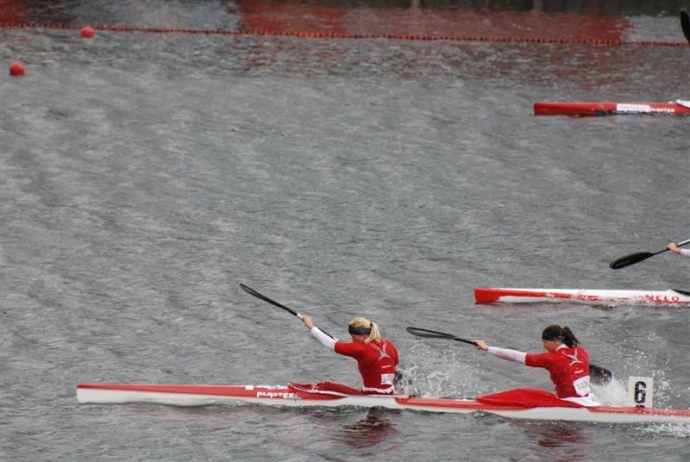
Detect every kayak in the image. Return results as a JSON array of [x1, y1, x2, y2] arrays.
[[474, 288, 690, 306], [533, 100, 690, 116], [76, 382, 690, 424]]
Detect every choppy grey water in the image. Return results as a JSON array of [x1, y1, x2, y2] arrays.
[[1, 2, 689, 461]]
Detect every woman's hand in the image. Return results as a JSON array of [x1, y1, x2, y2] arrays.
[[302, 314, 315, 329], [474, 339, 489, 351]]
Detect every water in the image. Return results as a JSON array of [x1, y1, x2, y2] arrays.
[[1, 1, 689, 461]]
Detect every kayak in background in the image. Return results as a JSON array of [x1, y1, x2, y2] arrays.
[[474, 288, 690, 306], [533, 100, 690, 116], [76, 382, 690, 424]]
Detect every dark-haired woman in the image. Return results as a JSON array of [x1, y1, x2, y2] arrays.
[[474, 325, 600, 406], [301, 315, 399, 394]]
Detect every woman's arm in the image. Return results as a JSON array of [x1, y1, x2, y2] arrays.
[[310, 326, 337, 351], [487, 346, 527, 364], [475, 339, 526, 364]]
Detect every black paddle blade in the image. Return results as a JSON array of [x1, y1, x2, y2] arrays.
[[609, 252, 655, 269], [406, 327, 456, 339], [240, 283, 264, 300], [681, 10, 690, 43], [240, 283, 301, 318], [406, 327, 477, 346], [589, 364, 613, 386], [610, 239, 690, 269]]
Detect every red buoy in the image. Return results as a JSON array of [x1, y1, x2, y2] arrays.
[[9, 61, 25, 77], [81, 26, 95, 39]]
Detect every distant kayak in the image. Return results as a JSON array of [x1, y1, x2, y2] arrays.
[[533, 100, 690, 116], [474, 288, 690, 306]]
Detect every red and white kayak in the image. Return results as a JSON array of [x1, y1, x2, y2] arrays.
[[474, 288, 690, 306], [76, 382, 690, 424], [534, 100, 690, 116]]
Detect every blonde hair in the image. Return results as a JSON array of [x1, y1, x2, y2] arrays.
[[349, 317, 382, 343]]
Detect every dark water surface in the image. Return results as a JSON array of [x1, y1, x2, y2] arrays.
[[1, 1, 689, 461]]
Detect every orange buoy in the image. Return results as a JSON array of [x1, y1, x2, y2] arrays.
[[81, 26, 95, 38], [9, 61, 25, 77]]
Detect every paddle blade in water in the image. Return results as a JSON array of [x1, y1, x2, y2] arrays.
[[589, 364, 613, 385]]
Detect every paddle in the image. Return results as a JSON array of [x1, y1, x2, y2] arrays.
[[681, 10, 690, 43], [588, 364, 612, 385], [240, 283, 334, 338], [609, 238, 690, 269], [406, 327, 477, 346], [406, 327, 613, 386]]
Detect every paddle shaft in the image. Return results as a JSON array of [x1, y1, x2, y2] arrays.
[[406, 327, 477, 345], [406, 327, 612, 385], [609, 238, 690, 269], [240, 284, 335, 339]]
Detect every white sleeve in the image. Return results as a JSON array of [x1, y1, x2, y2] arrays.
[[487, 346, 527, 364], [680, 249, 690, 258], [310, 327, 337, 351]]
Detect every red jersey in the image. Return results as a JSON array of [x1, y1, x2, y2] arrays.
[[525, 345, 591, 398], [334, 339, 399, 393]]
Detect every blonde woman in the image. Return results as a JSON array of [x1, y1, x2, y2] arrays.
[[302, 315, 399, 394]]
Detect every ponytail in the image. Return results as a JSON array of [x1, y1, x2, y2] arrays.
[[367, 322, 382, 343], [562, 326, 580, 348], [349, 317, 382, 343]]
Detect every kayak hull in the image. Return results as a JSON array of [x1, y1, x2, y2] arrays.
[[474, 288, 690, 306], [76, 383, 690, 424], [534, 101, 690, 116]]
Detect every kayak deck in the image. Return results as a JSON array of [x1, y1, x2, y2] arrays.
[[76, 383, 690, 424]]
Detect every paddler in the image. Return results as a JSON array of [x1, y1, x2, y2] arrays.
[[301, 315, 400, 395], [474, 325, 600, 406]]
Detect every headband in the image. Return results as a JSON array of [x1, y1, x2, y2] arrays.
[[348, 325, 371, 336], [541, 330, 565, 341]]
